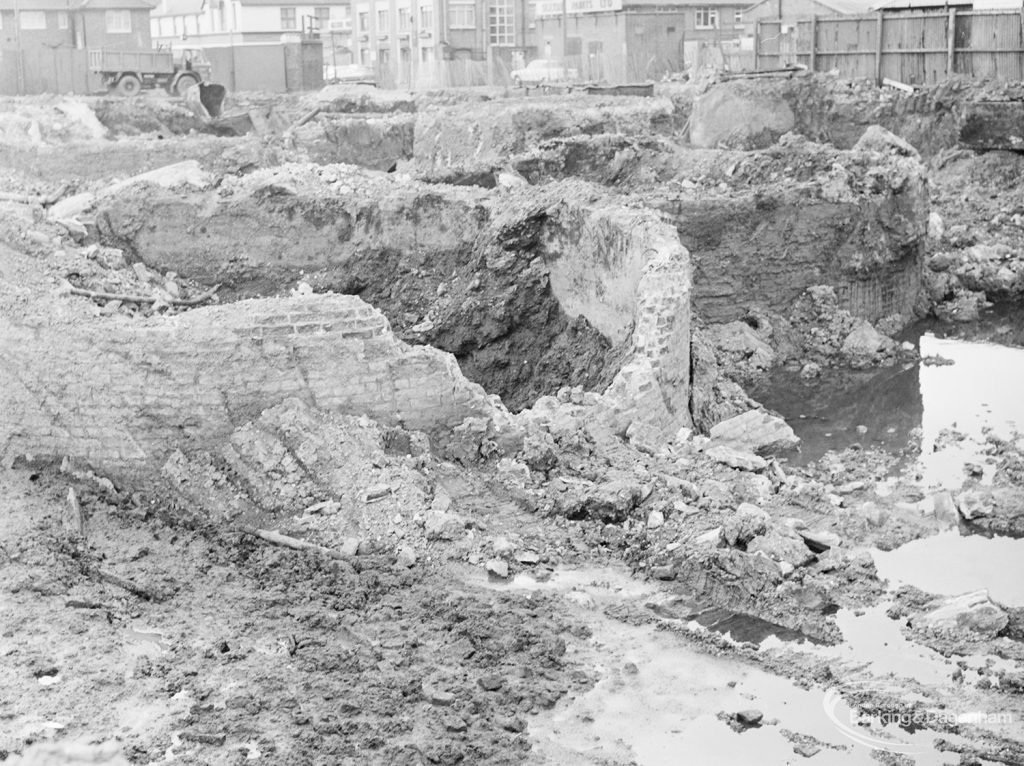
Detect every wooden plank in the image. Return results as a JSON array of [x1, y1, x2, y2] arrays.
[[875, 12, 884, 85], [947, 7, 956, 77]]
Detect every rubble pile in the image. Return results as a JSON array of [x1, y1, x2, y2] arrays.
[[1, 78, 1024, 765]]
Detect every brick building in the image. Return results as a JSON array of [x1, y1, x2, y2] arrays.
[[346, 0, 536, 87], [0, 0, 154, 51], [149, 0, 352, 49], [533, 0, 749, 83], [0, 0, 154, 93]]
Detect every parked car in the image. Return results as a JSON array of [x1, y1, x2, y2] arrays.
[[325, 64, 377, 86], [510, 59, 579, 87]]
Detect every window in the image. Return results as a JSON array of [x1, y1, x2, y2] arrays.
[[19, 11, 47, 30], [360, 47, 370, 63], [419, 5, 433, 29], [421, 45, 433, 62], [358, 11, 369, 31], [448, 2, 474, 28], [734, 9, 742, 23], [398, 6, 409, 31], [488, 0, 512, 44], [377, 9, 388, 29], [314, 6, 330, 30], [105, 9, 131, 32], [378, 45, 389, 62], [280, 7, 297, 29], [57, 11, 68, 29], [694, 7, 718, 29]]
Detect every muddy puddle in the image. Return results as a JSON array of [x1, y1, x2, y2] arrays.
[[756, 305, 1024, 484], [471, 565, 977, 764], [873, 529, 1024, 607]]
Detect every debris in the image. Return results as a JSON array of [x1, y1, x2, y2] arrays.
[[735, 709, 764, 727], [881, 77, 915, 93], [709, 409, 799, 455], [705, 445, 768, 472], [96, 569, 161, 602], [65, 282, 221, 307], [797, 529, 841, 553], [64, 487, 85, 537], [478, 674, 504, 691], [238, 526, 355, 569], [485, 559, 509, 579], [916, 590, 1008, 639]]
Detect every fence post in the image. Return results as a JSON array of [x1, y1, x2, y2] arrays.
[[754, 20, 760, 71], [809, 15, 817, 72], [874, 11, 884, 86], [946, 7, 956, 79]]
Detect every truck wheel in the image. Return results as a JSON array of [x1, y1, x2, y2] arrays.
[[116, 74, 142, 97], [173, 74, 200, 96]]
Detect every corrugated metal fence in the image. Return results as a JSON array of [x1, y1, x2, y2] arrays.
[[756, 10, 1024, 84]]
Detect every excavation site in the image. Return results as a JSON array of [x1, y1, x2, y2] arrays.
[[2, 75, 1024, 766]]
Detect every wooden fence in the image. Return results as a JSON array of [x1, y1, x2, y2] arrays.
[[0, 48, 93, 96], [755, 9, 1024, 84]]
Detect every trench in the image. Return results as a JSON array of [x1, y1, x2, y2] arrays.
[[315, 245, 621, 413]]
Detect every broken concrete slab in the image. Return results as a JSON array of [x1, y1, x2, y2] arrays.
[[853, 124, 920, 158], [689, 80, 796, 150], [915, 590, 1009, 640], [709, 409, 799, 456], [705, 445, 768, 473]]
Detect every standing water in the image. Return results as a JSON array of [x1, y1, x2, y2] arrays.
[[755, 305, 1024, 484]]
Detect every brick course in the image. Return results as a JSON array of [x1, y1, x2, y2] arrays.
[[0, 294, 495, 473]]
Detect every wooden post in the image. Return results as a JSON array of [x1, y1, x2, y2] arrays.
[[946, 7, 956, 79], [875, 11, 884, 86], [754, 20, 760, 71], [809, 15, 817, 72]]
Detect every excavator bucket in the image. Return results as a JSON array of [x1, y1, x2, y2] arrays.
[[182, 82, 226, 120], [198, 83, 226, 118]]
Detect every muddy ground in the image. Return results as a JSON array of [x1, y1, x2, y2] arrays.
[[2, 78, 1024, 766]]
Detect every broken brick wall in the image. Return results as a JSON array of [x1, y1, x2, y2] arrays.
[[92, 166, 694, 432], [0, 293, 496, 475]]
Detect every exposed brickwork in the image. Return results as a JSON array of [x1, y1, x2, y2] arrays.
[[0, 294, 495, 473], [94, 166, 694, 435]]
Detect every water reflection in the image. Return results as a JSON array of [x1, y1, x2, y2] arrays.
[[755, 305, 1024, 488]]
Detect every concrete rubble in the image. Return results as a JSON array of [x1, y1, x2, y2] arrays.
[[1, 77, 1023, 765]]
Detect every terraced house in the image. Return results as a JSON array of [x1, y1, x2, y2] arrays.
[[0, 0, 154, 93]]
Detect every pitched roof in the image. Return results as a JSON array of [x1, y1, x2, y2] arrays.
[[818, 0, 874, 12], [744, 0, 874, 13], [0, 0, 73, 9], [79, 0, 157, 7], [871, 0, 970, 8], [0, 0, 154, 7], [150, 0, 202, 16]]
